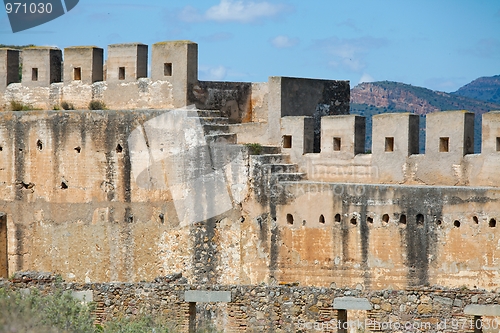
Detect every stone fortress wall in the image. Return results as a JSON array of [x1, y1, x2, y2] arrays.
[[1, 40, 500, 332], [0, 42, 349, 147]]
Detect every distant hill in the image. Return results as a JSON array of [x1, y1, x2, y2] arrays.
[[351, 81, 500, 115], [453, 75, 500, 104], [349, 81, 500, 153]]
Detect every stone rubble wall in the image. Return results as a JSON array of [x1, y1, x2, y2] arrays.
[[2, 275, 499, 333]]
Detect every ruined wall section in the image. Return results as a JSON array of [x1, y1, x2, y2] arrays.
[[0, 110, 268, 285], [4, 277, 500, 333]]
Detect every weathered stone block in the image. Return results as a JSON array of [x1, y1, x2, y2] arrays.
[[321, 115, 365, 158], [481, 111, 500, 154], [107, 43, 148, 83], [184, 291, 231, 303], [417, 303, 433, 314], [0, 48, 20, 91], [333, 297, 372, 310], [152, 41, 198, 108], [63, 46, 103, 84], [71, 290, 93, 303], [426, 110, 474, 156], [21, 47, 62, 87], [464, 304, 500, 316], [280, 116, 314, 163]]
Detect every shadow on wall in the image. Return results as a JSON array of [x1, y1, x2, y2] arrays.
[[0, 213, 6, 278]]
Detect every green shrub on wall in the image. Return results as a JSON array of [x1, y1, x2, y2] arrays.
[[88, 100, 106, 110], [245, 143, 263, 155], [0, 288, 211, 333], [9, 100, 33, 111], [0, 288, 96, 333], [61, 101, 75, 110]]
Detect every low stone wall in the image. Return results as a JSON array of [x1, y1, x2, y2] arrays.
[[2, 79, 174, 110], [2, 274, 499, 332]]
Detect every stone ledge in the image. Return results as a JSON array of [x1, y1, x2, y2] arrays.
[[184, 290, 232, 303], [333, 297, 372, 310], [464, 304, 500, 316]]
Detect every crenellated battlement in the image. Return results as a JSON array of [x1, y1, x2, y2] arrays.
[[280, 110, 500, 187], [1, 41, 199, 110]]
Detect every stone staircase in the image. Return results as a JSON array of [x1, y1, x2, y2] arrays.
[[193, 109, 237, 145], [194, 109, 306, 191], [248, 151, 306, 205]]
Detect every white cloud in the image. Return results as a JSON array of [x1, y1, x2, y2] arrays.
[[315, 36, 388, 73], [200, 65, 228, 81], [180, 0, 287, 23], [271, 35, 299, 48], [179, 5, 204, 22], [358, 73, 375, 84]]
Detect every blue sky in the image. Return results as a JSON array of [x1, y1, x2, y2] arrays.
[[2, 0, 499, 92]]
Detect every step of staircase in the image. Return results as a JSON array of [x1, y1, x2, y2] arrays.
[[193, 110, 222, 117], [203, 124, 230, 135], [198, 117, 230, 125], [205, 133, 237, 145], [251, 153, 291, 165], [273, 172, 307, 182], [261, 163, 298, 173]]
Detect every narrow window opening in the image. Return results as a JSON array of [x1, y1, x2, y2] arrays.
[[385, 137, 394, 152], [416, 214, 424, 226], [399, 214, 407, 225], [334, 213, 341, 223], [382, 214, 390, 223], [159, 213, 164, 224], [74, 67, 81, 81], [367, 216, 373, 224], [283, 135, 292, 149], [118, 67, 126, 80], [164, 63, 172, 76], [60, 181, 68, 189], [32, 68, 38, 81], [473, 216, 479, 224], [36, 140, 43, 151], [286, 213, 294, 225], [0, 146, 3, 151], [436, 219, 442, 226], [454, 220, 461, 228], [496, 137, 500, 152], [333, 137, 341, 151], [319, 215, 325, 224], [116, 144, 123, 153], [302, 220, 306, 226], [439, 137, 449, 152], [489, 218, 496, 228], [350, 217, 357, 225], [128, 215, 134, 223], [74, 147, 81, 153]]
